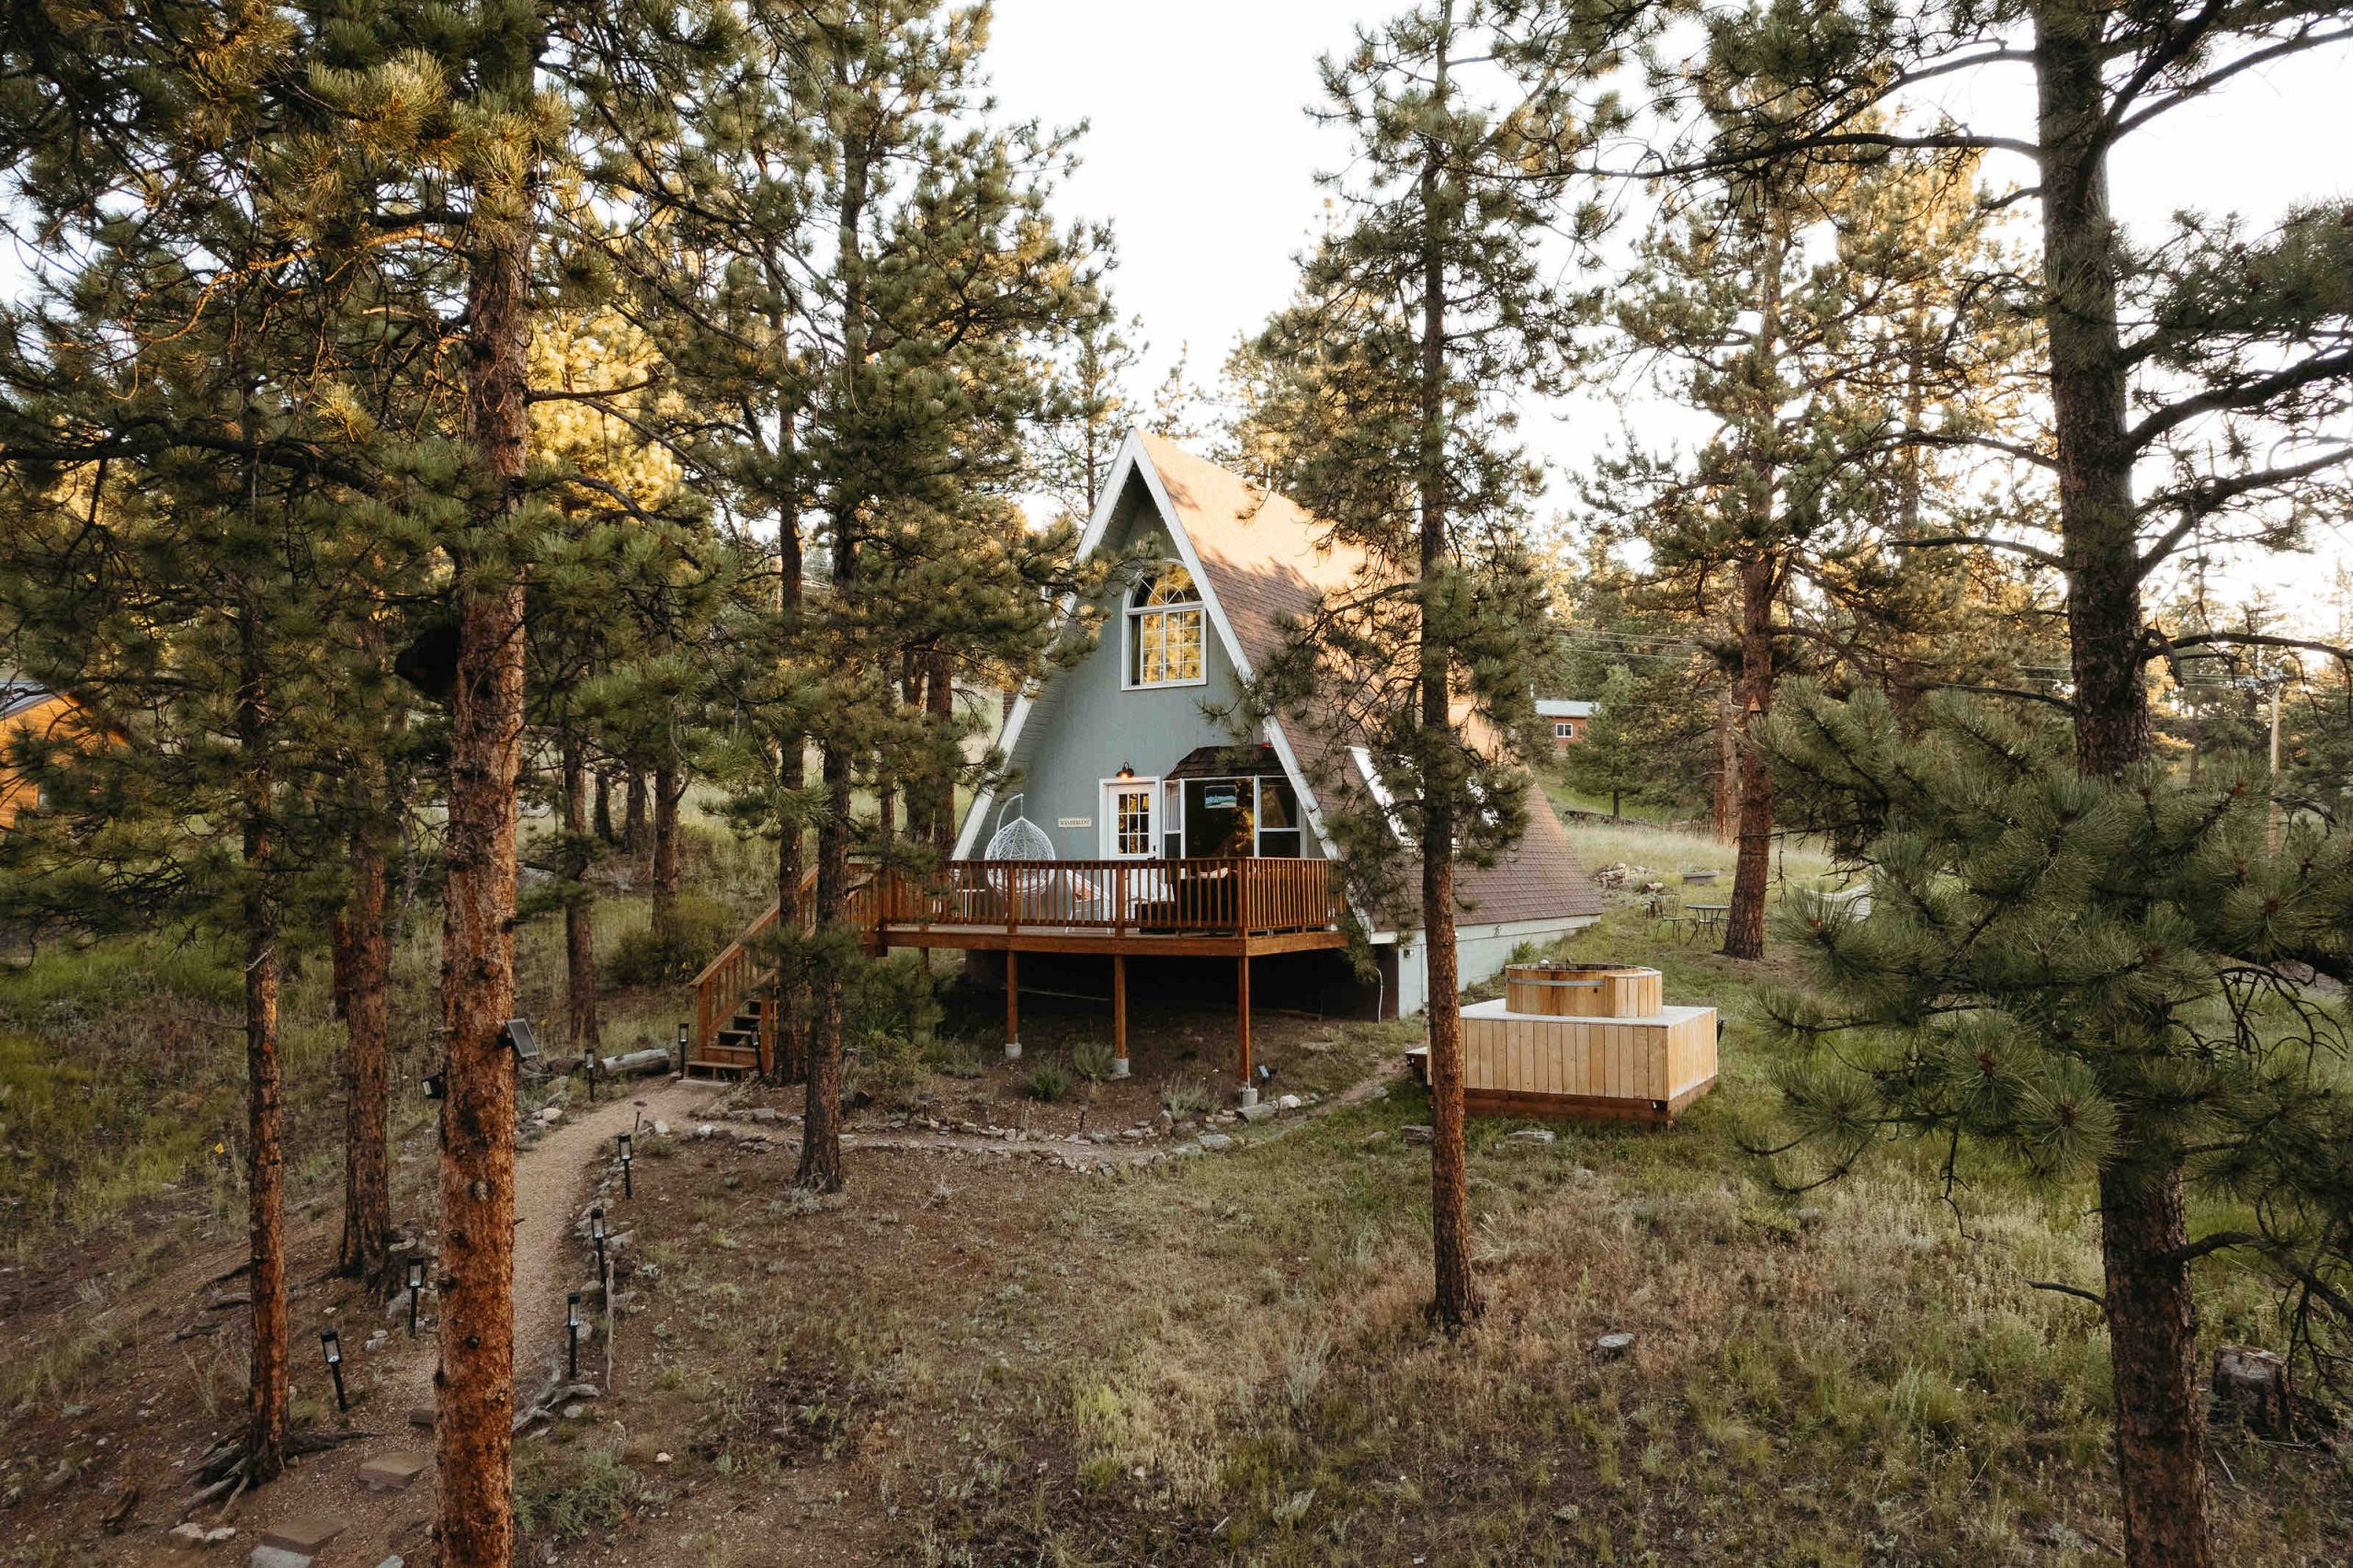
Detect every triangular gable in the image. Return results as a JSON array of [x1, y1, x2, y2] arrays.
[[957, 430, 1343, 862]]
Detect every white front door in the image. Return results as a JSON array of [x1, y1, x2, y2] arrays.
[[1100, 778, 1158, 858]]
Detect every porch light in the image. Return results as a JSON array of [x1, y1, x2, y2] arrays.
[[1117, 762, 1134, 779], [405, 1259, 426, 1337], [319, 1328, 347, 1412]]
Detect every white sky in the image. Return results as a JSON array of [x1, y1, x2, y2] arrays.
[[985, 0, 2353, 632]]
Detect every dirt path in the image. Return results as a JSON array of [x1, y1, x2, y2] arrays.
[[506, 1079, 714, 1395]]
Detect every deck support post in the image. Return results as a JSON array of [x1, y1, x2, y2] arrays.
[[1235, 949, 1253, 1100], [1110, 954, 1130, 1078], [1004, 950, 1021, 1060]]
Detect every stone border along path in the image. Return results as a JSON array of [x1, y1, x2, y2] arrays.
[[215, 1076, 726, 1567], [687, 1049, 1411, 1173], [218, 1050, 1412, 1562]]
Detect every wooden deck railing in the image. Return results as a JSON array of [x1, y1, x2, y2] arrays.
[[866, 857, 1342, 937], [690, 857, 1342, 1062]]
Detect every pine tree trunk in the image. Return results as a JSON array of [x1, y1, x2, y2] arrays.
[[437, 35, 540, 1556], [775, 496, 808, 1085], [1416, 15, 1480, 1333], [652, 757, 681, 944], [593, 767, 615, 845], [234, 600, 288, 1483], [2034, 6, 2207, 1562], [1723, 554, 1776, 960], [926, 650, 955, 858], [242, 878, 288, 1481], [333, 825, 392, 1282], [623, 767, 647, 851], [561, 734, 601, 1051], [801, 131, 870, 1194], [1713, 683, 1739, 844]]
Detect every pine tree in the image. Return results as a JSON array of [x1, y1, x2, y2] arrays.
[[1677, 3, 2353, 1556], [0, 0, 442, 1480], [1596, 95, 2032, 960], [1239, 0, 1615, 1330]]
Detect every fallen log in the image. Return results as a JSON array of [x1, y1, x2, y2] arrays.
[[597, 1047, 671, 1080]]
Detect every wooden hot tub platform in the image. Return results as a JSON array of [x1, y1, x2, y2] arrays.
[[1408, 997, 1719, 1127]]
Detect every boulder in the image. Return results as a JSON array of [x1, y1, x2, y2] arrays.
[[1593, 1332, 1635, 1359], [1197, 1134, 1235, 1153], [1400, 1124, 1434, 1145], [1506, 1128, 1556, 1145]]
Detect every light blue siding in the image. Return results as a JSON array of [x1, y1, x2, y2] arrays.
[[984, 475, 1318, 861]]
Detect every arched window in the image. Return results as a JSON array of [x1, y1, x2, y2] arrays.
[[1126, 563, 1204, 687]]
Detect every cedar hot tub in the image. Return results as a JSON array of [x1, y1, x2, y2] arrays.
[[1502, 962, 1663, 1020]]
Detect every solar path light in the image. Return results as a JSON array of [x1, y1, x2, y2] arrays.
[[618, 1131, 634, 1198], [566, 1292, 582, 1380], [590, 1207, 607, 1279], [405, 1258, 426, 1337], [320, 1328, 347, 1412]]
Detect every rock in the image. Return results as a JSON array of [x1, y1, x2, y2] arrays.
[[1236, 1103, 1275, 1123], [1593, 1332, 1635, 1359], [407, 1407, 436, 1429], [562, 1403, 587, 1421], [1197, 1133, 1235, 1153], [1506, 1128, 1555, 1145], [1154, 1110, 1173, 1131], [654, 1452, 674, 1465], [376, 1558, 406, 1568], [1277, 1094, 1302, 1112], [562, 1382, 601, 1401], [356, 1454, 428, 1494], [258, 1517, 346, 1555], [695, 1123, 716, 1139], [246, 1549, 313, 1568], [1400, 1124, 1434, 1145], [168, 1523, 228, 1551], [746, 1107, 779, 1122], [1120, 1128, 1146, 1141], [651, 1120, 670, 1136], [536, 1106, 563, 1125], [2213, 1346, 2290, 1431]]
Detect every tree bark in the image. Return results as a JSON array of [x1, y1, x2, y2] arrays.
[[926, 650, 955, 858], [800, 122, 870, 1194], [2034, 6, 2207, 1563], [1722, 554, 1777, 960], [1416, 9, 1480, 1333], [333, 824, 393, 1282], [1712, 682, 1739, 844], [774, 476, 808, 1085], [437, 29, 540, 1557], [593, 766, 615, 845], [622, 767, 647, 851], [651, 756, 682, 944], [234, 604, 287, 1482], [561, 733, 601, 1051]]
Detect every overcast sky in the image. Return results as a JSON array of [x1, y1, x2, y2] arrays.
[[985, 0, 2353, 631]]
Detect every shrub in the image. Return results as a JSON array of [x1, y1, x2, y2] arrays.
[[514, 1440, 644, 1542], [853, 1028, 926, 1111], [1023, 1059, 1074, 1103], [1161, 1078, 1213, 1120], [1068, 1040, 1117, 1082], [922, 1036, 991, 1079], [844, 951, 943, 1043], [604, 892, 736, 988]]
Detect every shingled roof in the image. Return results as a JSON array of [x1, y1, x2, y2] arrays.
[[1131, 434, 1603, 928]]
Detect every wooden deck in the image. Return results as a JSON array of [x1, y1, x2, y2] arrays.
[[688, 857, 1348, 1080]]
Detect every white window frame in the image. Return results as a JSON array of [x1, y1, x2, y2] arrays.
[[1098, 776, 1161, 858], [1122, 562, 1208, 690]]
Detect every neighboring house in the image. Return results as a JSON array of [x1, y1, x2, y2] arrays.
[[1536, 698, 1594, 753], [957, 431, 1602, 1017], [0, 682, 83, 831]]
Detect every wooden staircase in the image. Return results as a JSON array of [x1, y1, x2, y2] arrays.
[[694, 994, 770, 1077]]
